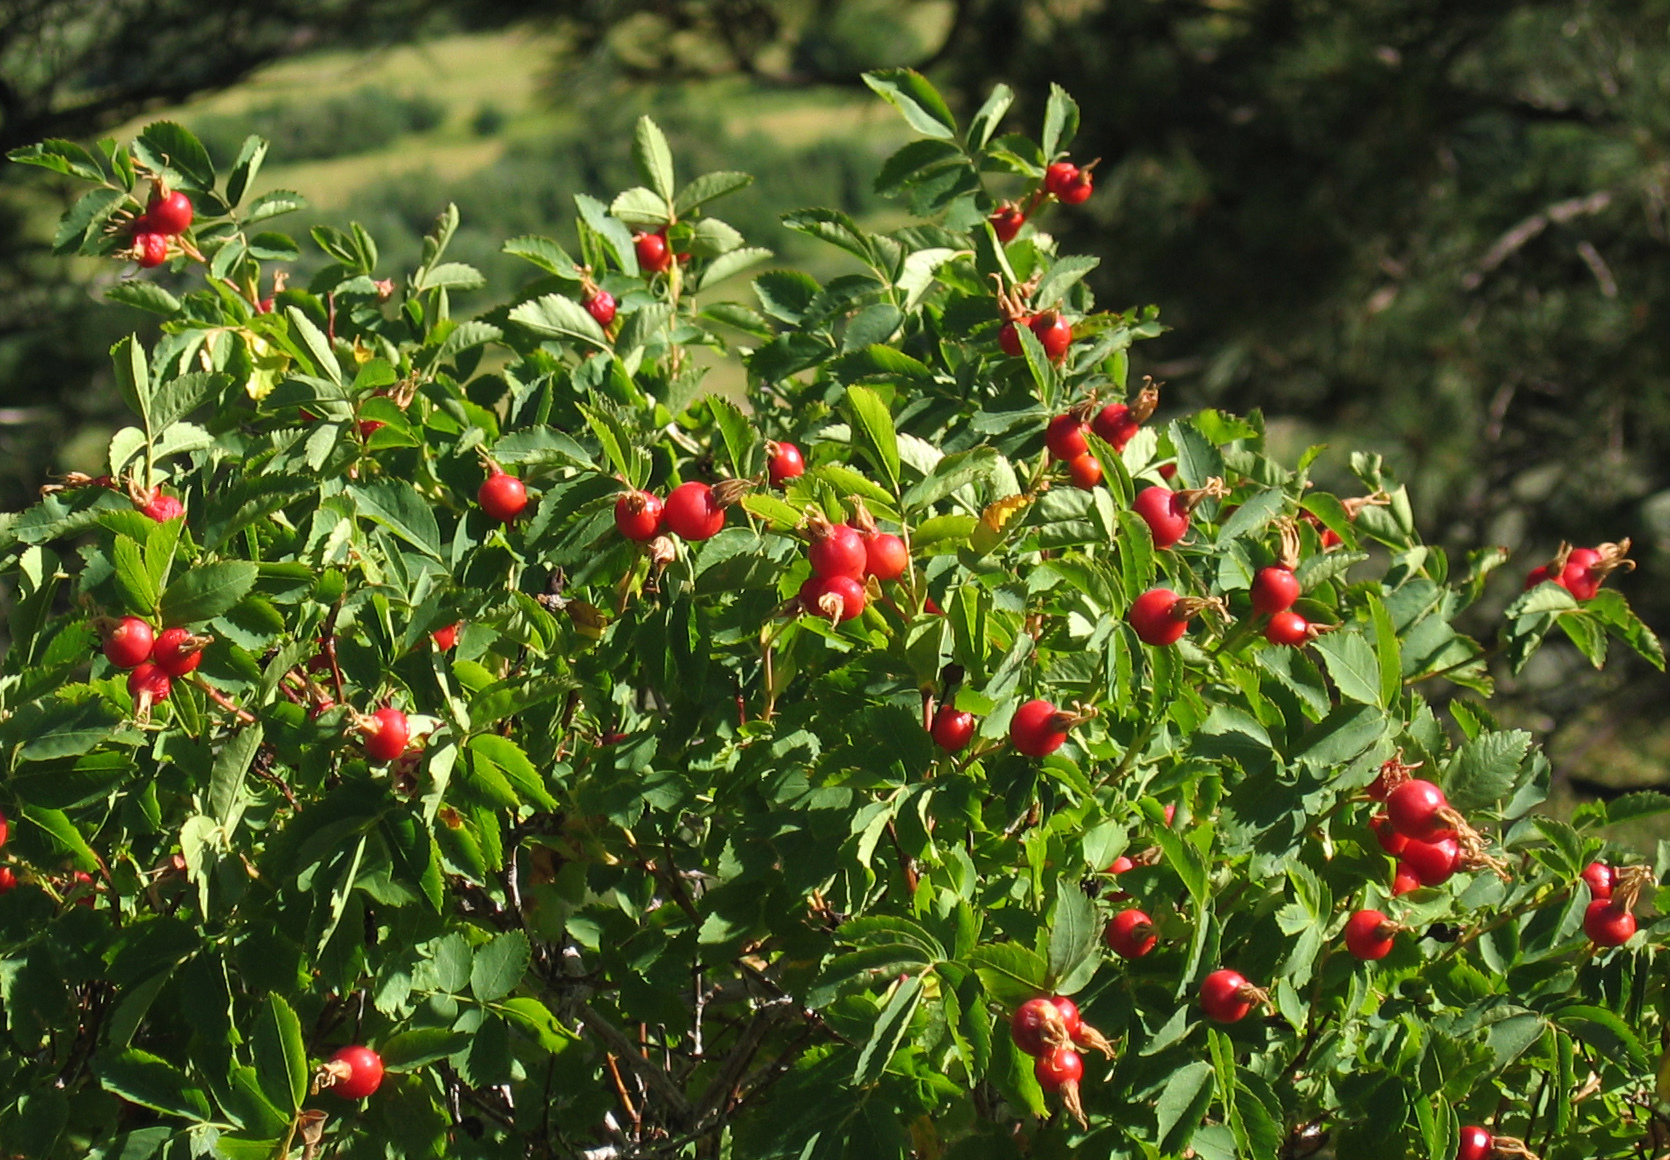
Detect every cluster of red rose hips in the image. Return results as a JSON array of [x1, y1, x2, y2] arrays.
[[100, 615, 210, 717], [987, 156, 1097, 244], [994, 277, 1072, 363], [1008, 995, 1113, 1125], [793, 503, 909, 625], [125, 181, 194, 269], [614, 479, 734, 544], [1042, 385, 1159, 491], [1524, 539, 1633, 600]]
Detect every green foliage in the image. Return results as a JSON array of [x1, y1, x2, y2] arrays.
[[1, 72, 1667, 1160]]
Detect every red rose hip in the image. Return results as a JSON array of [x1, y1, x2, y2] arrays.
[[1105, 909, 1157, 958], [363, 707, 410, 763], [808, 523, 867, 580], [1250, 565, 1300, 615], [1133, 485, 1191, 548], [151, 626, 207, 677], [1010, 699, 1071, 757], [1582, 861, 1613, 900], [1045, 413, 1089, 461], [662, 482, 726, 541], [104, 617, 156, 669], [1344, 909, 1397, 960], [929, 705, 974, 753], [614, 490, 664, 542], [1386, 778, 1453, 842], [477, 469, 528, 523], [146, 189, 194, 235], [1457, 1126, 1492, 1160], [1585, 899, 1635, 947], [767, 442, 805, 486], [1033, 1047, 1083, 1092], [1065, 453, 1102, 490], [1265, 611, 1311, 647], [326, 1045, 384, 1100], [635, 231, 672, 274], [864, 532, 908, 582], [1200, 969, 1261, 1023]]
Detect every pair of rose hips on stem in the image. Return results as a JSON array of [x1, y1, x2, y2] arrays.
[[101, 616, 211, 717], [1041, 385, 1160, 492], [1009, 995, 1114, 1126], [987, 156, 1097, 244], [1524, 539, 1633, 601], [125, 180, 194, 269]]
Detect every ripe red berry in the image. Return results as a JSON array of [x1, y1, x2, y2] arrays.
[[1250, 565, 1300, 615], [1133, 485, 1191, 548], [1108, 855, 1134, 875], [477, 470, 528, 523], [1386, 779, 1453, 842], [1065, 453, 1102, 490], [1585, 899, 1635, 947], [327, 1045, 385, 1100], [1128, 588, 1191, 647], [1200, 969, 1257, 1023], [133, 232, 169, 268], [432, 623, 461, 651], [1045, 413, 1089, 461], [614, 490, 664, 542], [1034, 1047, 1083, 1092], [663, 482, 725, 541], [1402, 835, 1461, 886], [1344, 909, 1396, 961], [0, 810, 8, 849], [363, 708, 410, 763], [1524, 563, 1565, 591], [1106, 909, 1157, 958], [809, 523, 867, 580], [635, 231, 672, 274], [1457, 1126, 1493, 1160], [864, 532, 908, 582], [1582, 861, 1613, 900], [1391, 861, 1421, 896], [800, 574, 867, 622], [141, 492, 184, 522], [998, 320, 1024, 357], [1010, 698, 1070, 757], [146, 189, 194, 235], [929, 705, 974, 753], [1561, 547, 1605, 601], [585, 291, 617, 327], [1265, 610, 1311, 647], [151, 626, 204, 677], [104, 617, 156, 669], [768, 442, 805, 486], [1369, 814, 1408, 856], [1059, 171, 1094, 205], [1044, 162, 1080, 199], [1091, 403, 1140, 450], [1009, 996, 1064, 1056], [1029, 311, 1072, 362], [989, 205, 1026, 243], [0, 867, 15, 894], [357, 420, 386, 440], [127, 662, 172, 704]]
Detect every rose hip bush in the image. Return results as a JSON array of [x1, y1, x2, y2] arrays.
[[2, 71, 1668, 1160]]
